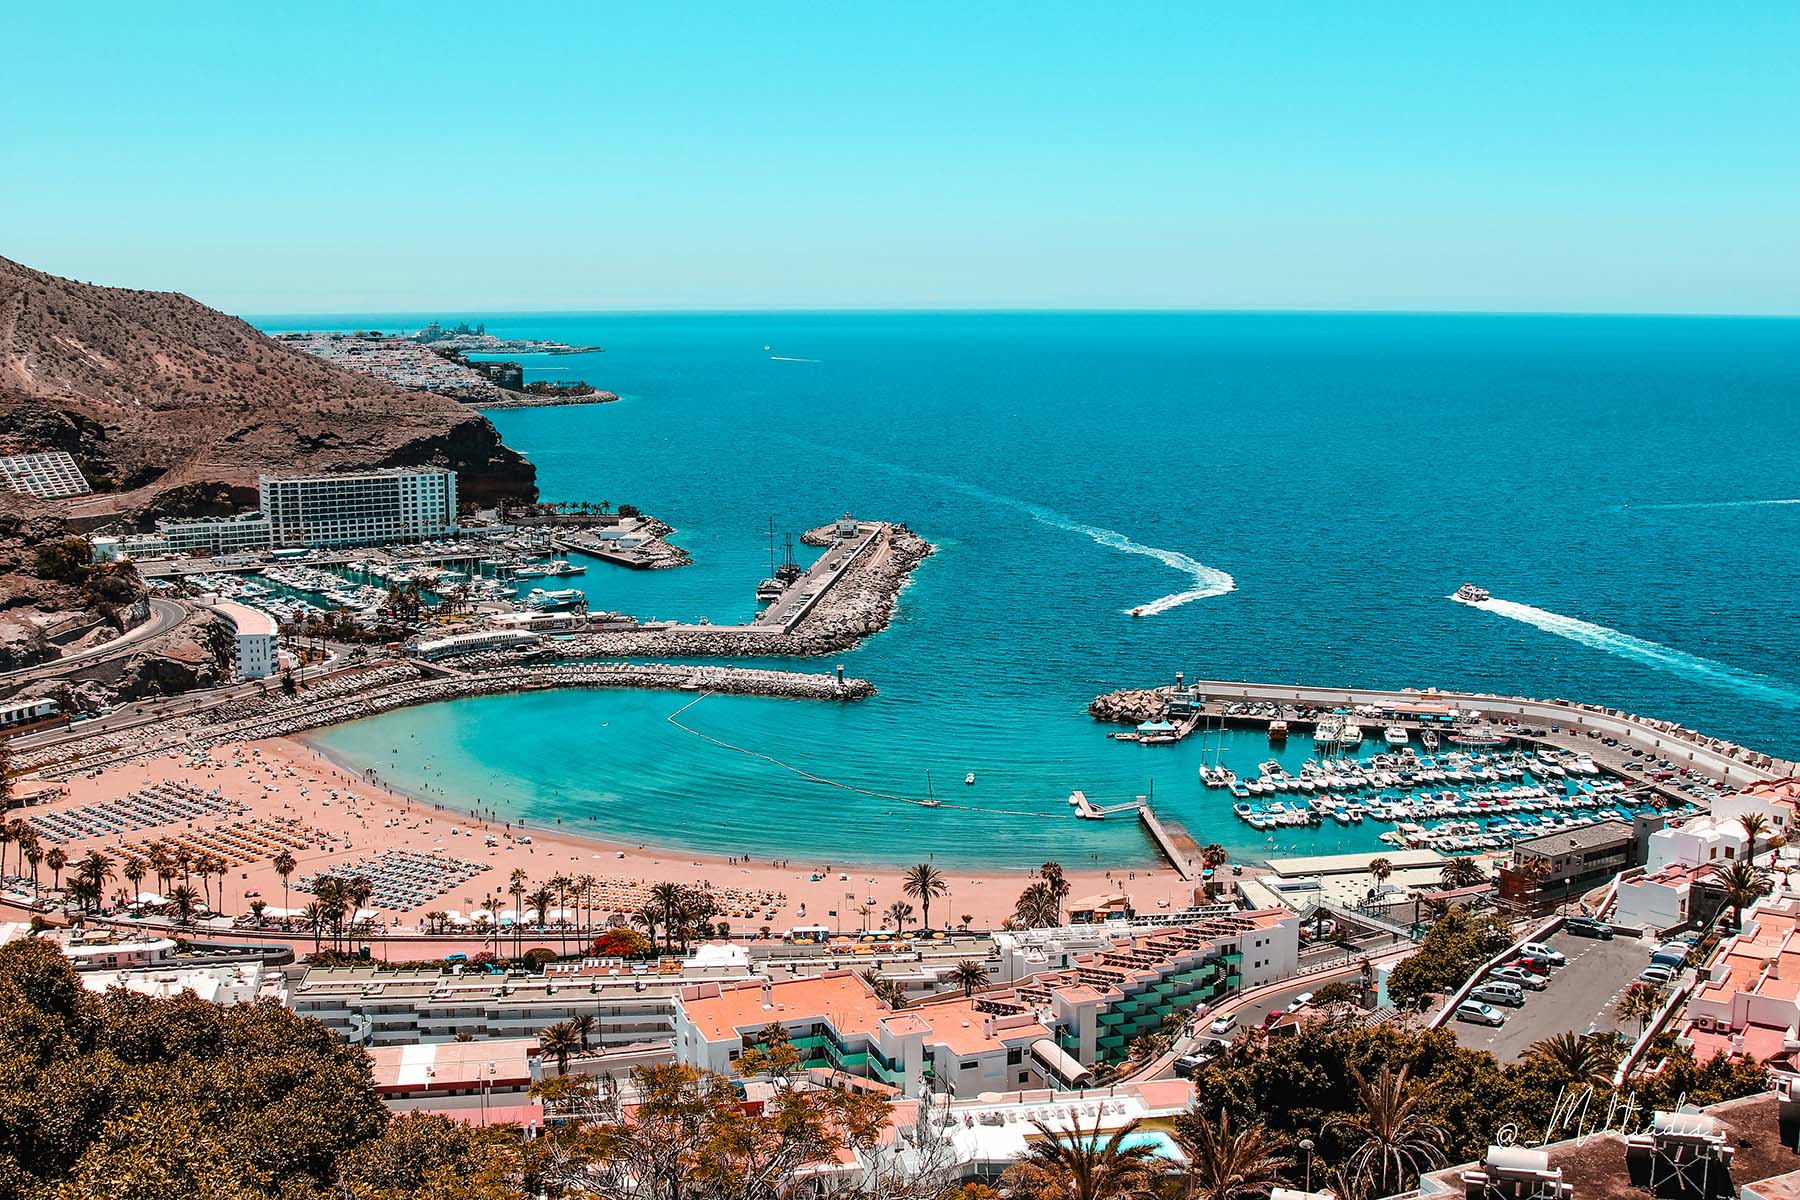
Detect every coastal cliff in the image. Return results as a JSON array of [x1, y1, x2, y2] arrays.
[[0, 257, 538, 511]]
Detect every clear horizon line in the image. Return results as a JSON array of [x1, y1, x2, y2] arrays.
[[240, 303, 1800, 321]]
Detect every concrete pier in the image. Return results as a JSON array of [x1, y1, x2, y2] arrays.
[[1094, 677, 1790, 796], [1137, 804, 1197, 881]]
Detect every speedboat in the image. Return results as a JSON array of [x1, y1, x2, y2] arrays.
[[965, 772, 975, 786], [1454, 583, 1491, 604]]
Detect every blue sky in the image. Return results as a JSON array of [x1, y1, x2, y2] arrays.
[[3, 3, 1796, 315]]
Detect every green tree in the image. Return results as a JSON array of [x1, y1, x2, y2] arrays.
[[1327, 1064, 1447, 1197], [902, 862, 949, 931], [1175, 1109, 1292, 1200], [949, 959, 989, 998], [1001, 1113, 1161, 1200]]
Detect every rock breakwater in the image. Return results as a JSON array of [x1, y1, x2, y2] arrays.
[[29, 660, 873, 778]]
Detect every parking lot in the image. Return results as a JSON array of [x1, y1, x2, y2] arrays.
[[1450, 929, 1669, 1061]]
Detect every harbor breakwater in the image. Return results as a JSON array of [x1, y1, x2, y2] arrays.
[[1088, 680, 1791, 785], [29, 660, 873, 778], [558, 522, 933, 655]]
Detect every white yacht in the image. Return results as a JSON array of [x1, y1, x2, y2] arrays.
[[1383, 725, 1409, 747], [1453, 583, 1492, 604]]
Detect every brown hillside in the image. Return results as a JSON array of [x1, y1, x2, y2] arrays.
[[0, 256, 536, 518]]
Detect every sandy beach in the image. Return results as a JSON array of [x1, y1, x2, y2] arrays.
[[25, 735, 1202, 936]]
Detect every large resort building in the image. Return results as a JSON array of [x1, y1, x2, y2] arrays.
[[93, 467, 460, 560], [260, 467, 458, 548], [673, 912, 1298, 1097]]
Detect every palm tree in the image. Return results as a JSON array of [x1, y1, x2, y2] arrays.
[[168, 883, 201, 925], [1369, 857, 1394, 893], [886, 900, 915, 931], [1439, 856, 1484, 889], [1039, 862, 1070, 923], [648, 881, 687, 953], [1616, 983, 1666, 1036], [1201, 844, 1229, 900], [46, 846, 66, 892], [540, 1021, 581, 1075], [1528, 1031, 1619, 1086], [122, 854, 146, 902], [901, 863, 948, 931], [949, 959, 989, 997], [508, 869, 529, 955], [1011, 1114, 1161, 1200], [1719, 859, 1773, 928], [1175, 1109, 1292, 1200], [570, 1013, 596, 1052], [76, 851, 114, 912], [303, 900, 325, 952], [1014, 880, 1061, 928], [862, 967, 909, 1009], [575, 873, 598, 938], [22, 838, 42, 901], [549, 873, 572, 951], [272, 849, 297, 913], [1327, 1065, 1447, 1197], [527, 885, 554, 933], [0, 821, 13, 880], [1739, 813, 1771, 868]]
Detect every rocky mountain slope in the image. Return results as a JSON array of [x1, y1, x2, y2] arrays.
[[0, 256, 537, 518]]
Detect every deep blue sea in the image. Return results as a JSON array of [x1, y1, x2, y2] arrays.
[[251, 313, 1800, 868]]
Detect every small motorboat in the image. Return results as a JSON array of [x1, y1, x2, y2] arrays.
[[965, 772, 976, 786]]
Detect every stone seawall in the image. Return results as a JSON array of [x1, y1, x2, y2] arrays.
[[29, 661, 873, 778], [558, 522, 933, 656]]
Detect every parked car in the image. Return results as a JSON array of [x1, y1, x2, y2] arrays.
[[1470, 982, 1527, 1008], [1565, 917, 1615, 940], [1640, 964, 1677, 986], [1456, 1001, 1507, 1027], [1286, 992, 1315, 1014], [1650, 943, 1690, 968], [1208, 1013, 1239, 1036], [1502, 957, 1552, 977], [1174, 1052, 1213, 1079], [1491, 966, 1549, 991], [1519, 942, 1568, 965]]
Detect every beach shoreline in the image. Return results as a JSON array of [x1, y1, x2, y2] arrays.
[[24, 733, 1199, 935]]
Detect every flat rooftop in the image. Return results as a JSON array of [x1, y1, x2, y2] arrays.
[[211, 600, 278, 637]]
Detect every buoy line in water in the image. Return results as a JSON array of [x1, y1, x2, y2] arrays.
[[664, 694, 1066, 819]]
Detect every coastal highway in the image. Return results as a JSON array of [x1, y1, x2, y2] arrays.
[[0, 597, 189, 688]]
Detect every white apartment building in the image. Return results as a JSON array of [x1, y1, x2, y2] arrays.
[[209, 601, 278, 679], [285, 950, 756, 1048], [674, 911, 1301, 1097], [0, 451, 90, 498], [259, 467, 458, 548], [155, 512, 275, 556]]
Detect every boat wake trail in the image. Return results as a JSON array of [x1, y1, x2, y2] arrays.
[[1453, 595, 1800, 709], [1023, 507, 1235, 616], [1631, 498, 1800, 511]]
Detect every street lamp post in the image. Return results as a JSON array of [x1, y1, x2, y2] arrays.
[[1299, 1138, 1315, 1193]]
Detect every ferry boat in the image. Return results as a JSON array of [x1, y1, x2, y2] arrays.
[[1383, 725, 1410, 747], [1454, 584, 1492, 604], [525, 587, 586, 611]]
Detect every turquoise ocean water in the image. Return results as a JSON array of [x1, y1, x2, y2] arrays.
[[252, 313, 1800, 868]]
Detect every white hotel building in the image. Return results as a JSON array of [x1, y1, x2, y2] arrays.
[[258, 467, 458, 549]]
